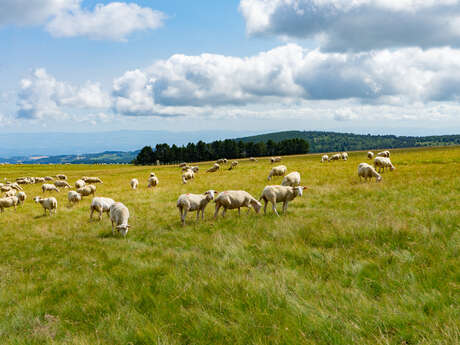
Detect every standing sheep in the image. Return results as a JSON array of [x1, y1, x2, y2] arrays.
[[67, 191, 82, 205], [17, 191, 27, 205], [82, 176, 103, 184], [179, 162, 188, 168], [374, 157, 395, 173], [77, 185, 96, 197], [56, 174, 67, 180], [182, 170, 194, 184], [0, 197, 18, 212], [54, 180, 71, 188], [281, 172, 301, 187], [4, 189, 17, 198], [130, 178, 139, 190], [90, 197, 115, 220], [207, 163, 220, 173], [268, 165, 287, 180], [177, 190, 217, 225], [34, 196, 57, 216], [367, 151, 374, 159], [75, 179, 86, 189], [42, 184, 59, 193], [214, 191, 262, 218], [321, 155, 329, 163], [377, 151, 390, 158], [341, 152, 349, 161], [329, 153, 341, 161], [358, 163, 382, 182], [270, 157, 282, 163], [109, 202, 130, 236], [228, 161, 238, 170], [249, 157, 257, 162], [259, 185, 307, 216], [148, 175, 159, 187]]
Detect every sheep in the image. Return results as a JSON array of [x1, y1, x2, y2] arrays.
[[150, 172, 156, 177], [77, 185, 96, 197], [67, 191, 82, 205], [259, 185, 307, 216], [90, 197, 115, 220], [367, 151, 374, 159], [75, 179, 86, 189], [341, 152, 349, 161], [148, 175, 159, 187], [182, 166, 192, 172], [214, 191, 262, 218], [42, 183, 59, 193], [177, 190, 217, 225], [228, 161, 238, 170], [17, 191, 26, 205], [0, 196, 18, 212], [249, 157, 257, 162], [374, 157, 395, 173], [190, 166, 199, 173], [267, 165, 287, 180], [130, 178, 139, 190], [56, 174, 67, 180], [270, 157, 282, 163], [9, 182, 23, 191], [34, 177, 45, 183], [282, 172, 301, 187], [34, 196, 57, 216], [377, 150, 390, 158], [4, 189, 17, 198], [82, 176, 103, 184], [321, 154, 329, 163], [358, 163, 382, 182], [329, 153, 341, 161], [44, 176, 54, 181], [179, 162, 188, 168], [216, 158, 227, 164], [54, 180, 71, 188], [109, 202, 130, 236], [207, 163, 220, 173], [181, 170, 194, 184], [0, 185, 11, 192]]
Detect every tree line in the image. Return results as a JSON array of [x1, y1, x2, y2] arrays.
[[134, 138, 309, 165]]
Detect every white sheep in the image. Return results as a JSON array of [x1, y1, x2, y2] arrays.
[[67, 191, 82, 205], [179, 162, 188, 168], [34, 177, 45, 183], [56, 174, 67, 180], [377, 150, 390, 158], [249, 157, 257, 162], [0, 196, 18, 212], [4, 189, 17, 198], [77, 185, 96, 197], [358, 163, 382, 182], [54, 180, 71, 188], [130, 178, 139, 190], [268, 165, 287, 180], [75, 179, 86, 189], [10, 182, 24, 191], [214, 191, 262, 218], [82, 176, 103, 184], [177, 190, 217, 225], [181, 170, 194, 184], [367, 151, 374, 159], [281, 172, 301, 187], [374, 157, 395, 173], [42, 183, 59, 193], [34, 196, 57, 215], [321, 155, 329, 163], [190, 166, 199, 173], [0, 185, 11, 192], [341, 152, 348, 161], [259, 185, 306, 216], [90, 197, 115, 220], [44, 176, 54, 181], [109, 202, 130, 236], [148, 175, 159, 188], [270, 157, 282, 163], [216, 158, 227, 164], [207, 163, 220, 173], [17, 191, 27, 205], [228, 161, 238, 170], [329, 153, 341, 161]]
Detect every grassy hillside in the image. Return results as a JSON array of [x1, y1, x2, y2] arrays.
[[0, 151, 138, 165], [237, 131, 460, 153], [0, 146, 459, 344]]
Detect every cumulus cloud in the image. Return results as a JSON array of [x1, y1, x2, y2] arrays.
[[0, 0, 165, 40], [239, 0, 460, 51]]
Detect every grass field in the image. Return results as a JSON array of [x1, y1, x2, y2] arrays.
[[0, 146, 459, 344]]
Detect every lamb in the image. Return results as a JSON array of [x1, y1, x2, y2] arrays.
[[329, 153, 341, 161], [0, 196, 18, 212], [54, 180, 71, 188], [109, 202, 130, 236], [267, 165, 287, 180], [341, 152, 349, 161], [207, 163, 220, 173], [77, 185, 96, 197], [374, 157, 395, 173], [228, 161, 238, 170], [270, 157, 282, 163], [368, 151, 374, 159], [56, 174, 67, 180], [82, 176, 103, 184], [176, 190, 217, 225], [17, 191, 26, 205], [67, 191, 82, 205], [90, 197, 115, 220], [182, 170, 194, 184], [214, 190, 262, 218], [130, 178, 139, 190], [358, 163, 382, 182], [4, 189, 17, 198], [259, 185, 307, 216], [281, 172, 301, 187], [75, 179, 86, 189], [148, 175, 159, 187], [42, 183, 59, 193], [34, 196, 57, 215], [377, 150, 390, 158]]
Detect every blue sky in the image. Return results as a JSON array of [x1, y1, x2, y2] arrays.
[[1, 0, 460, 135]]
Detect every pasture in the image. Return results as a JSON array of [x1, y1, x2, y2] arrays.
[[0, 146, 459, 344]]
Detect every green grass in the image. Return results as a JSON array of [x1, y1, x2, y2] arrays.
[[0, 147, 459, 344]]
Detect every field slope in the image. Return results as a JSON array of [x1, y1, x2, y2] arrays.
[[0, 146, 459, 344]]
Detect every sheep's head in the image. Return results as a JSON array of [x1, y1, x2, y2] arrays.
[[33, 196, 41, 203], [376, 175, 382, 182], [390, 166, 395, 171], [294, 186, 307, 196], [204, 190, 217, 200], [116, 224, 130, 236], [250, 199, 262, 213]]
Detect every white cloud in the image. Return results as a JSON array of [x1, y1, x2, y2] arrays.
[[334, 108, 357, 121], [239, 0, 460, 51]]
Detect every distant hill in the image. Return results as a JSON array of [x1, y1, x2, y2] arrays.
[[236, 131, 460, 153], [0, 151, 138, 165]]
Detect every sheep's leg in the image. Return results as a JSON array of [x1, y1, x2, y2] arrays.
[[214, 204, 221, 219], [283, 202, 288, 214], [201, 209, 205, 220], [238, 207, 241, 216], [90, 208, 94, 219], [222, 208, 227, 217], [271, 202, 279, 217], [263, 200, 268, 214], [111, 222, 115, 235], [99, 210, 103, 221]]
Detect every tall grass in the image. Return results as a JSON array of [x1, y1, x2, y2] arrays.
[[0, 147, 459, 344]]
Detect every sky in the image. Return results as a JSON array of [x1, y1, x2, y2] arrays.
[[1, 0, 460, 136]]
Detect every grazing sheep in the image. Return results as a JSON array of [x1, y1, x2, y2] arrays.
[[216, 158, 228, 164], [0, 185, 11, 192], [228, 161, 238, 170], [42, 183, 59, 193], [148, 175, 159, 188], [214, 191, 262, 218], [34, 177, 45, 183], [75, 179, 86, 189], [0, 196, 18, 212], [56, 174, 67, 180], [54, 180, 71, 188], [179, 162, 188, 168], [374, 157, 395, 173], [270, 157, 282, 163], [82, 176, 103, 184], [182, 170, 194, 184], [281, 172, 301, 187], [150, 172, 156, 177], [268, 165, 287, 180], [249, 157, 257, 162], [4, 189, 17, 198], [321, 155, 329, 163], [329, 153, 341, 161], [44, 176, 54, 181], [341, 152, 349, 161], [377, 150, 390, 158], [182, 166, 192, 172], [34, 196, 57, 215], [67, 191, 82, 205], [358, 163, 382, 182], [368, 151, 374, 159], [77, 185, 96, 197], [90, 197, 115, 220], [190, 166, 199, 173], [177, 190, 217, 225], [207, 163, 220, 173], [259, 185, 307, 216], [17, 191, 26, 205], [109, 202, 130, 236], [10, 182, 23, 191], [130, 178, 139, 190]]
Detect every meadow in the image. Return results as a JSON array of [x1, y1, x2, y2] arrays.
[[0, 146, 459, 345]]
